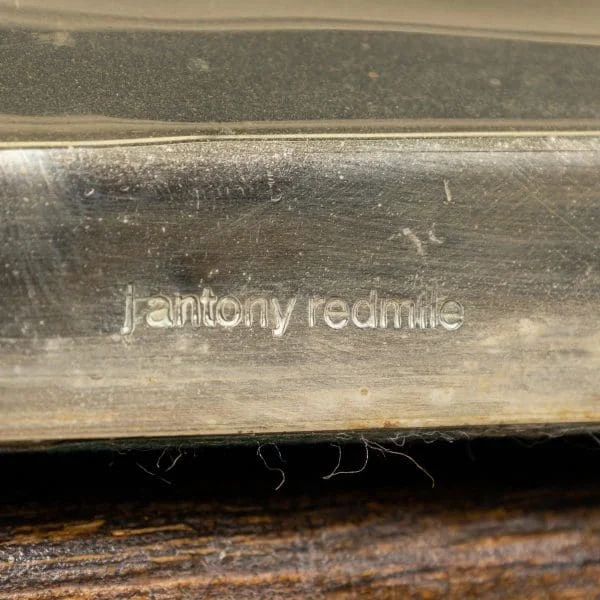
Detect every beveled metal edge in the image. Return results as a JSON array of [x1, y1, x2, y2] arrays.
[[2, 127, 600, 149], [2, 424, 599, 453]]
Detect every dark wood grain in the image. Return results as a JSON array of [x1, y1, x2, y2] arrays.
[[1, 437, 600, 598]]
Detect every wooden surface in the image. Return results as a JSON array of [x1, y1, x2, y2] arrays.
[[1, 436, 600, 598]]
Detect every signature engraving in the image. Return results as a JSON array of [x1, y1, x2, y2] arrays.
[[121, 285, 464, 338]]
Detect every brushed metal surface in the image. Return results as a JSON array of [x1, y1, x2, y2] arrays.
[[0, 135, 598, 442], [2, 28, 600, 143]]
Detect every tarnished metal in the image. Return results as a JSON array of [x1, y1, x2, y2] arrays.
[[1, 6, 599, 443], [0, 135, 598, 442]]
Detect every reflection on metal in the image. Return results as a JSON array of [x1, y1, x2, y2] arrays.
[[0, 10, 599, 443], [0, 137, 598, 442]]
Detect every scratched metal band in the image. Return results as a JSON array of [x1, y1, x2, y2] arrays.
[[0, 136, 599, 442]]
